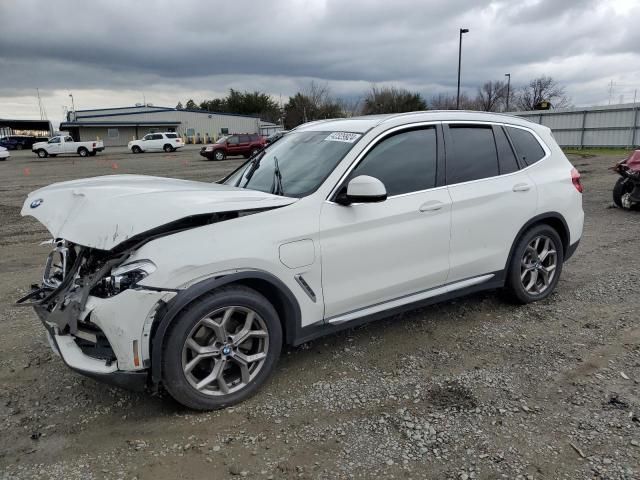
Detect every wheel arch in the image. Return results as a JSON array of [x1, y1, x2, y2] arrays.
[[504, 212, 571, 275], [149, 270, 301, 385]]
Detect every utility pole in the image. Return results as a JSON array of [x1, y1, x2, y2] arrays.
[[608, 80, 615, 105], [69, 93, 76, 121], [456, 28, 469, 109], [504, 73, 511, 111]]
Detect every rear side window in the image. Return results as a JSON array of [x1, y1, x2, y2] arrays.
[[446, 126, 499, 184], [239, 135, 250, 143], [506, 127, 545, 166], [152, 134, 164, 140], [349, 127, 437, 196], [165, 133, 178, 139]]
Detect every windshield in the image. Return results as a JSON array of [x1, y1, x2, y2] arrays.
[[215, 135, 230, 144], [224, 130, 361, 198]]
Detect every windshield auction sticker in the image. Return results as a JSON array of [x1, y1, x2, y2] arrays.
[[325, 132, 361, 143]]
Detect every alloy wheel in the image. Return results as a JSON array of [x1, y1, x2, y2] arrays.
[[520, 235, 557, 295], [181, 306, 269, 396]]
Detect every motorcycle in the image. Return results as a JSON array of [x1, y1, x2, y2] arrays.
[[611, 150, 640, 210]]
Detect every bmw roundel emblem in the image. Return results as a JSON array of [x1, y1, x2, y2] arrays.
[[30, 198, 44, 209]]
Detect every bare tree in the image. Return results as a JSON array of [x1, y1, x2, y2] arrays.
[[476, 80, 507, 112], [516, 76, 571, 110], [429, 92, 477, 110], [363, 85, 427, 114], [338, 97, 362, 117]]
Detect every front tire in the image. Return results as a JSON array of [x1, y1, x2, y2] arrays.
[[162, 286, 282, 410], [132, 145, 142, 154], [37, 149, 48, 158], [613, 177, 633, 208], [505, 224, 564, 304], [213, 150, 226, 161]]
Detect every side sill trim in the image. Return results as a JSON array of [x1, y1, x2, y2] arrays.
[[327, 274, 494, 325]]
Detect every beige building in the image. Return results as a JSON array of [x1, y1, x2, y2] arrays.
[[60, 105, 262, 147]]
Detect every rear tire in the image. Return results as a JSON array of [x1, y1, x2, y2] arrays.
[[162, 286, 282, 410], [37, 149, 48, 158], [613, 177, 633, 208], [164, 144, 174, 153], [78, 147, 89, 157], [505, 224, 564, 304]]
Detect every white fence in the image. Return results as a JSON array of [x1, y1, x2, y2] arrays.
[[513, 103, 640, 148]]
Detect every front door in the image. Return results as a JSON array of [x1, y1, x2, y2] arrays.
[[226, 135, 242, 156], [320, 126, 451, 319], [47, 137, 63, 155]]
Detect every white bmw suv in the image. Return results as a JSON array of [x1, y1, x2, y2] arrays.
[[128, 132, 183, 153], [19, 112, 583, 410]]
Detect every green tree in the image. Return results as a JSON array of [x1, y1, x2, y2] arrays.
[[185, 99, 198, 110], [362, 86, 426, 114], [176, 101, 184, 110]]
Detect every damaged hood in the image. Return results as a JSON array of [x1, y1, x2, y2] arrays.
[[21, 175, 297, 250]]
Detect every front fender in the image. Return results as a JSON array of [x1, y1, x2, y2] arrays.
[[149, 269, 301, 385]]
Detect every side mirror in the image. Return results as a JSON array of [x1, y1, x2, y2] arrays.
[[336, 175, 387, 205]]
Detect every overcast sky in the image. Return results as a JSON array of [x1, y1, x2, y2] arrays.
[[1, 0, 639, 125]]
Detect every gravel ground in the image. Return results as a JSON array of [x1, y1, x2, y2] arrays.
[[0, 147, 638, 480]]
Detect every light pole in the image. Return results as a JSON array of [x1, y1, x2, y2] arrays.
[[456, 28, 469, 109], [504, 73, 511, 111]]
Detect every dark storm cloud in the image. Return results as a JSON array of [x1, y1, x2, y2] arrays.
[[0, 0, 638, 107]]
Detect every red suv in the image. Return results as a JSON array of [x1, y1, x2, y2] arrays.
[[200, 134, 265, 161]]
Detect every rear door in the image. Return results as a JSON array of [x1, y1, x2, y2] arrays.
[[63, 136, 75, 153], [444, 123, 537, 282]]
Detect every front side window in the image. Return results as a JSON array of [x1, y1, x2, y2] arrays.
[[506, 127, 545, 166], [348, 128, 437, 196], [227, 136, 239, 145], [143, 134, 152, 141], [446, 125, 499, 184], [226, 131, 360, 198]]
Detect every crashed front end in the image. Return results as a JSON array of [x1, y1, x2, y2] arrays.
[[17, 240, 175, 391]]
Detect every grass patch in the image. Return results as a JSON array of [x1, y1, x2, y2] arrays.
[[563, 147, 635, 158]]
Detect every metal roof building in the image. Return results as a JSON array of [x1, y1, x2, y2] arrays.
[[60, 105, 262, 147]]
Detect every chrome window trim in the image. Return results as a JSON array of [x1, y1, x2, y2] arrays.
[[325, 120, 552, 203]]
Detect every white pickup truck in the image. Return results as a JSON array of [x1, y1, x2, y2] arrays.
[[32, 135, 105, 158]]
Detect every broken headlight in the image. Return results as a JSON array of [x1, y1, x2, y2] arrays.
[[96, 260, 156, 297]]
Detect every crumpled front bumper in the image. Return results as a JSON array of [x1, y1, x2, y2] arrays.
[[27, 287, 177, 391]]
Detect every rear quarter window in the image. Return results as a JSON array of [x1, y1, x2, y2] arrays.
[[506, 127, 546, 166]]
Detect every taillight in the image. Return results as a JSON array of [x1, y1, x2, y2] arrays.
[[571, 167, 583, 193], [93, 142, 96, 147]]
